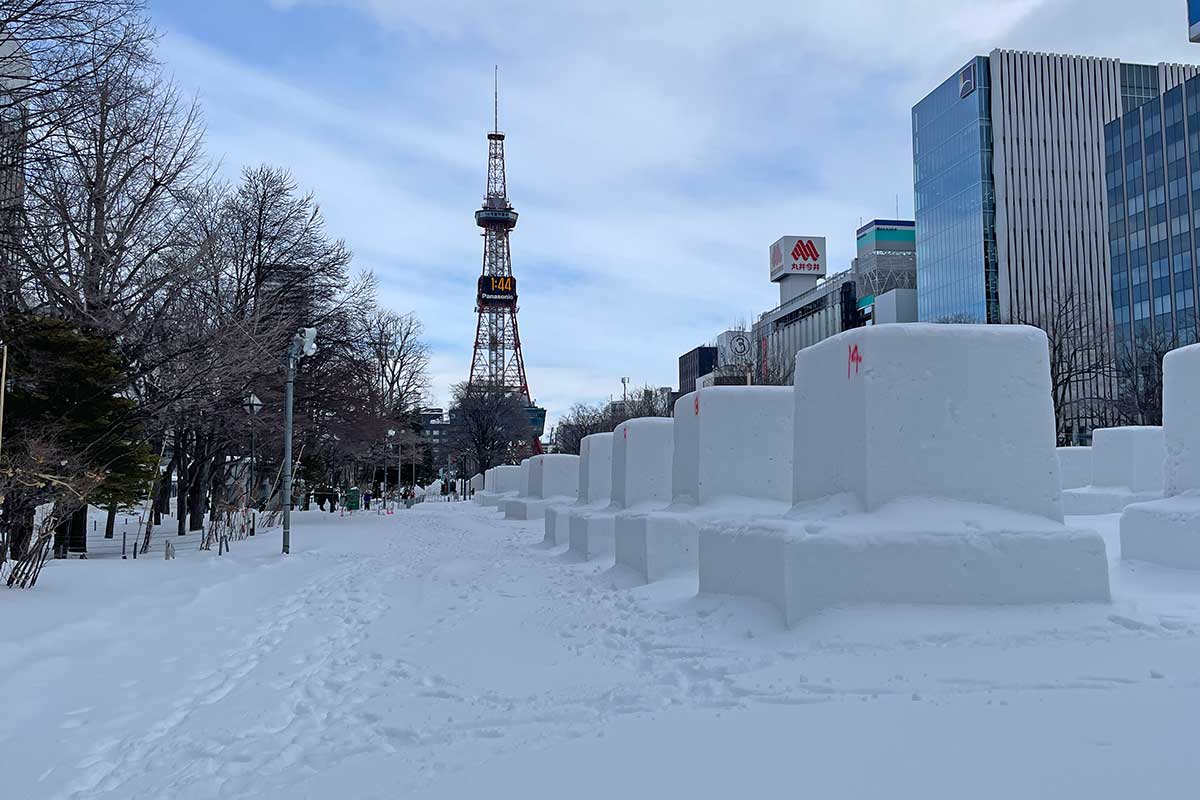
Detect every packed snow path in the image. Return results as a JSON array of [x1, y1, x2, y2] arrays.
[[5, 504, 1200, 798]]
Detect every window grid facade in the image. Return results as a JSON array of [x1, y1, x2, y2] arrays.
[[1106, 77, 1200, 377]]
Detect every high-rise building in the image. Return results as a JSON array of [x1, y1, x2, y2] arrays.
[[678, 346, 718, 395], [913, 51, 1197, 327], [913, 51, 1200, 439], [0, 40, 29, 304], [1104, 75, 1200, 390]]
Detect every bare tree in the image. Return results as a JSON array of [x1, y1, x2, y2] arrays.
[[1016, 290, 1114, 445], [446, 383, 533, 473]]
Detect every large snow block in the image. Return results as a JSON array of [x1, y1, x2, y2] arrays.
[[470, 473, 484, 492], [568, 511, 616, 560], [616, 512, 700, 582], [577, 433, 614, 505], [1163, 344, 1200, 495], [490, 465, 522, 494], [506, 454, 580, 520], [616, 387, 794, 582], [1121, 344, 1200, 568], [480, 465, 522, 507], [699, 325, 1111, 621], [1122, 495, 1200, 569], [529, 454, 580, 500], [1057, 447, 1092, 490], [611, 417, 673, 509], [1090, 427, 1165, 492], [543, 504, 572, 546], [569, 418, 672, 562], [702, 504, 1110, 626], [791, 323, 1063, 520], [544, 434, 614, 546], [1063, 426, 1164, 514]]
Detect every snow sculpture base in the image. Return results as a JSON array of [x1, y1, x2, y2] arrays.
[[1057, 447, 1092, 490], [568, 511, 616, 561], [699, 501, 1111, 626], [614, 511, 698, 582], [503, 498, 557, 521], [1062, 487, 1161, 515], [479, 492, 513, 508], [1121, 495, 1200, 569], [543, 505, 571, 546]]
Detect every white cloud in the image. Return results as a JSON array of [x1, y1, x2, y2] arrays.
[[158, 0, 1200, 428]]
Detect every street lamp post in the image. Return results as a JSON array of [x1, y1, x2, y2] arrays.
[[283, 327, 317, 555], [242, 392, 263, 527]]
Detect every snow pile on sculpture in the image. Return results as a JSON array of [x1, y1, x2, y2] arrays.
[[503, 454, 580, 520], [699, 324, 1110, 626], [1061, 427, 1164, 514], [477, 464, 522, 507], [1056, 446, 1092, 490], [614, 386, 792, 582], [1121, 344, 1200, 569], [544, 433, 613, 546], [569, 417, 672, 561]]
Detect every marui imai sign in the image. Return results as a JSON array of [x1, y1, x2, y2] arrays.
[[769, 235, 827, 282]]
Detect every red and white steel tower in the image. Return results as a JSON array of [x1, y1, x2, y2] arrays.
[[466, 76, 544, 448]]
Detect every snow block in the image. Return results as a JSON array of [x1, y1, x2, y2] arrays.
[[1056, 447, 1092, 490], [504, 454, 580, 521], [615, 387, 794, 582], [698, 324, 1110, 623], [701, 504, 1111, 626], [544, 433, 613, 546], [569, 418, 672, 562], [1063, 426, 1164, 514], [479, 465, 521, 507], [1122, 344, 1200, 568], [470, 473, 484, 492], [789, 324, 1063, 518]]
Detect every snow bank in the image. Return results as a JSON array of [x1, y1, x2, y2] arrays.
[[1122, 344, 1200, 568], [1056, 446, 1092, 490], [615, 387, 793, 582], [505, 454, 580, 521], [544, 433, 613, 546], [1062, 426, 1164, 514], [698, 324, 1109, 624], [570, 418, 672, 561]]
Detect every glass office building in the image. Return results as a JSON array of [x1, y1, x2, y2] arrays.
[[912, 57, 996, 323], [914, 51, 1199, 440], [1105, 77, 1200, 372]]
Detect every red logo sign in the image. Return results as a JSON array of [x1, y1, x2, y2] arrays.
[[791, 239, 820, 262], [770, 242, 783, 269]]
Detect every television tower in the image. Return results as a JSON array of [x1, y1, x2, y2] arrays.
[[467, 70, 544, 449]]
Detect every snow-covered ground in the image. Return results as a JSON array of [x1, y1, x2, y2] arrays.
[[4, 503, 1200, 799]]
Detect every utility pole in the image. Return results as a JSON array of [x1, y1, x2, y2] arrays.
[[282, 328, 317, 555]]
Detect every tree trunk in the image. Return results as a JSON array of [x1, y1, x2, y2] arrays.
[[153, 455, 173, 526], [188, 431, 210, 532], [176, 429, 188, 536], [104, 503, 117, 538], [2, 495, 36, 562]]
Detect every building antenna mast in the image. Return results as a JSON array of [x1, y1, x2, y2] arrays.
[[494, 65, 499, 133]]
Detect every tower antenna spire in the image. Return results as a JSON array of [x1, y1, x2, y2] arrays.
[[493, 65, 499, 133]]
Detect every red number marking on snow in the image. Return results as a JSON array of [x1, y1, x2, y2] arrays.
[[847, 344, 862, 379]]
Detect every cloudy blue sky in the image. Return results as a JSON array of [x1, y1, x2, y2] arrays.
[[146, 0, 1198, 425]]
